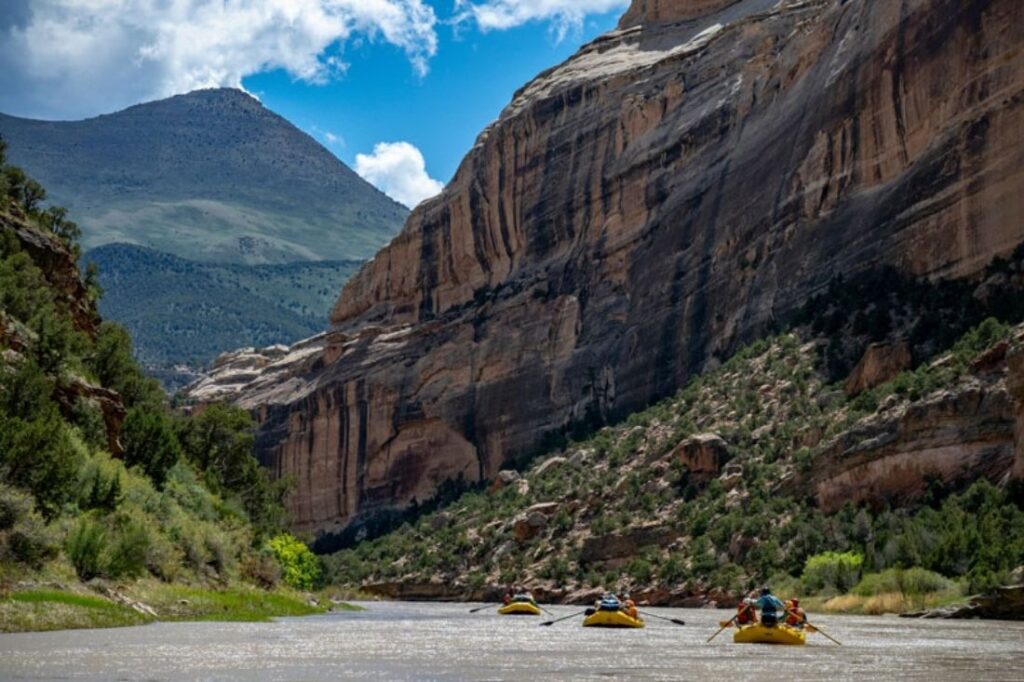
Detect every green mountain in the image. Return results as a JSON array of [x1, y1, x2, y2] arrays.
[[86, 244, 363, 388], [0, 88, 402, 381], [0, 88, 407, 264]]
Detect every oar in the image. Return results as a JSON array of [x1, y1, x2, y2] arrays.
[[469, 604, 497, 613], [785, 610, 842, 646], [540, 609, 587, 626], [800, 617, 841, 645], [707, 614, 738, 642], [637, 610, 686, 626], [538, 604, 555, 616]]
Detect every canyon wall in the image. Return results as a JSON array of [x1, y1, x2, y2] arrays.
[[213, 0, 1024, 537]]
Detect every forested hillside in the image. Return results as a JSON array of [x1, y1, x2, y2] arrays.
[[87, 244, 362, 389], [0, 140, 324, 630]]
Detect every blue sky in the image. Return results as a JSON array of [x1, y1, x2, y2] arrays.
[[0, 0, 628, 206], [245, 8, 621, 186]]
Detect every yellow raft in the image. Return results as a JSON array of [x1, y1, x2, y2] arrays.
[[733, 623, 806, 645], [582, 610, 645, 628], [498, 602, 541, 616]]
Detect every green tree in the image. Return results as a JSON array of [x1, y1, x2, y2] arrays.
[[0, 416, 82, 518], [178, 403, 287, 536], [122, 408, 182, 486], [89, 322, 164, 410]]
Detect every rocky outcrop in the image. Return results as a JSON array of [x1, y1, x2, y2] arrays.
[[799, 341, 1021, 512], [1007, 337, 1024, 480], [580, 524, 680, 565], [907, 583, 1024, 620], [844, 342, 913, 396], [672, 433, 729, 482], [1, 208, 97, 337], [202, 0, 1024, 537]]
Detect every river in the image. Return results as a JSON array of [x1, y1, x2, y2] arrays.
[[1, 601, 1022, 680]]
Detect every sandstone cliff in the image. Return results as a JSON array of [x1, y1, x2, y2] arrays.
[[205, 0, 1024, 537]]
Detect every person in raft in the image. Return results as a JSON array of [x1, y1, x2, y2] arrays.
[[621, 594, 639, 619], [597, 593, 622, 611], [756, 586, 786, 626], [736, 596, 758, 626], [513, 590, 537, 605], [785, 599, 807, 629]]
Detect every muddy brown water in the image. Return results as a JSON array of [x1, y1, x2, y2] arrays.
[[1, 601, 1022, 681]]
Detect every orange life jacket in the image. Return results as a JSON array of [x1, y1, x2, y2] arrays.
[[737, 603, 756, 624]]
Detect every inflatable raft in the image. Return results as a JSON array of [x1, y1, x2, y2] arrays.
[[498, 602, 541, 616], [582, 609, 645, 628], [733, 623, 806, 645]]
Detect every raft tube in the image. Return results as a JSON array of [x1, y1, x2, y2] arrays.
[[498, 602, 542, 616], [733, 623, 807, 645], [582, 610, 645, 628]]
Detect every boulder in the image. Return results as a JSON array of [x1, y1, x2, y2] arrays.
[[672, 433, 729, 481], [907, 584, 1024, 621], [512, 511, 548, 543], [489, 470, 521, 494], [719, 462, 743, 491]]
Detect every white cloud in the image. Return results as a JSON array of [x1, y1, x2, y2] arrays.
[[0, 0, 438, 120], [355, 142, 443, 209], [456, 0, 629, 38]]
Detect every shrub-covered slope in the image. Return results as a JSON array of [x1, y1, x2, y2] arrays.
[[0, 140, 322, 624], [323, 321, 1024, 608]]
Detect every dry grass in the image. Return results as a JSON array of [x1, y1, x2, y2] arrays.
[[818, 590, 965, 615]]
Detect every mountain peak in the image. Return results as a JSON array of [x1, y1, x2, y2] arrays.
[[0, 90, 408, 264]]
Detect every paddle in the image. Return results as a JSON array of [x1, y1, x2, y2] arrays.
[[706, 614, 738, 643], [783, 609, 842, 646], [538, 605, 555, 616], [637, 610, 686, 626], [540, 609, 587, 626], [468, 604, 497, 613]]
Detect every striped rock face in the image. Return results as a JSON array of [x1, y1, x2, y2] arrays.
[[207, 0, 1024, 539]]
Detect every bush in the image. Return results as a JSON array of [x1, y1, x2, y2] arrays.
[[242, 550, 282, 589], [66, 516, 109, 580], [77, 454, 124, 511], [0, 483, 33, 531], [6, 514, 59, 567], [106, 512, 153, 579], [852, 568, 955, 597], [0, 483, 58, 568], [801, 551, 863, 594], [268, 534, 320, 590]]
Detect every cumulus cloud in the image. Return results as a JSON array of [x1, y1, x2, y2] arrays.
[[456, 0, 629, 38], [355, 142, 444, 209], [0, 0, 438, 120]]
